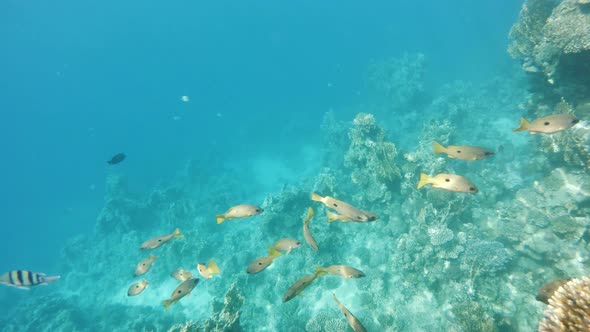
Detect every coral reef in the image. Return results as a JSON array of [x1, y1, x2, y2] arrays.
[[449, 293, 499, 332], [509, 0, 590, 80], [305, 311, 348, 332], [344, 113, 400, 203], [168, 282, 245, 332], [539, 274, 590, 331]]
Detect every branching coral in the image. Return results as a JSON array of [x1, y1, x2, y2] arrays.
[[450, 293, 499, 332], [460, 239, 510, 278], [344, 113, 400, 203], [508, 0, 559, 69], [539, 274, 590, 331], [509, 0, 590, 82]]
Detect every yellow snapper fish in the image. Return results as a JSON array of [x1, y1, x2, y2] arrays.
[[282, 271, 325, 303], [171, 269, 193, 282], [273, 238, 302, 254], [316, 265, 365, 278], [134, 255, 158, 277], [433, 141, 494, 160], [197, 259, 221, 279], [513, 114, 579, 134], [246, 248, 282, 274], [127, 280, 149, 296], [0, 270, 60, 290], [216, 204, 263, 224], [417, 173, 478, 193], [162, 278, 199, 311], [311, 193, 378, 222], [332, 293, 368, 332], [140, 228, 184, 250], [325, 210, 378, 223], [302, 207, 319, 251]]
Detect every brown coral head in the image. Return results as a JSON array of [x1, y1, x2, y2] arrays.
[[539, 275, 590, 332]]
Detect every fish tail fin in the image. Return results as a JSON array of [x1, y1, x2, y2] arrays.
[[304, 207, 314, 224], [268, 247, 282, 259], [513, 117, 529, 132], [315, 266, 327, 276], [150, 254, 158, 261], [163, 300, 172, 311], [326, 210, 341, 223], [173, 228, 184, 238], [314, 268, 328, 278], [208, 259, 221, 275], [417, 173, 431, 189], [310, 192, 323, 202], [216, 215, 225, 224], [41, 275, 60, 284], [433, 141, 446, 154]]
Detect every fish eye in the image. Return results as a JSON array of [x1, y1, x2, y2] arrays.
[[258, 262, 262, 265], [142, 263, 146, 266], [484, 152, 493, 156], [177, 290, 182, 294], [136, 285, 139, 288], [333, 203, 338, 207], [445, 179, 450, 182], [457, 150, 461, 153], [469, 187, 476, 191], [158, 239, 162, 242], [544, 122, 550, 125], [573, 119, 580, 124]]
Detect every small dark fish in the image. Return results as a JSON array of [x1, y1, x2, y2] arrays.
[[536, 279, 570, 304], [107, 153, 126, 165]]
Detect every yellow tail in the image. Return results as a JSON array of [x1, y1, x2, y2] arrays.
[[314, 268, 328, 278], [163, 300, 172, 311], [326, 210, 340, 223], [432, 141, 446, 155], [417, 173, 431, 189], [216, 215, 225, 224], [150, 254, 158, 261], [315, 266, 327, 276], [513, 117, 529, 132], [268, 247, 282, 259], [208, 259, 221, 274], [173, 228, 184, 238], [310, 192, 324, 202], [304, 207, 314, 224]]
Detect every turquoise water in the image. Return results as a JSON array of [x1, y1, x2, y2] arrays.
[[2, 0, 590, 331]]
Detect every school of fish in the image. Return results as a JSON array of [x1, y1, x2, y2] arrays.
[[1, 113, 581, 330]]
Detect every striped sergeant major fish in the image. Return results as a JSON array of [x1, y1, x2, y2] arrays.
[[0, 270, 60, 290]]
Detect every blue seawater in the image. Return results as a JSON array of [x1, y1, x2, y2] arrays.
[[2, 0, 589, 331]]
